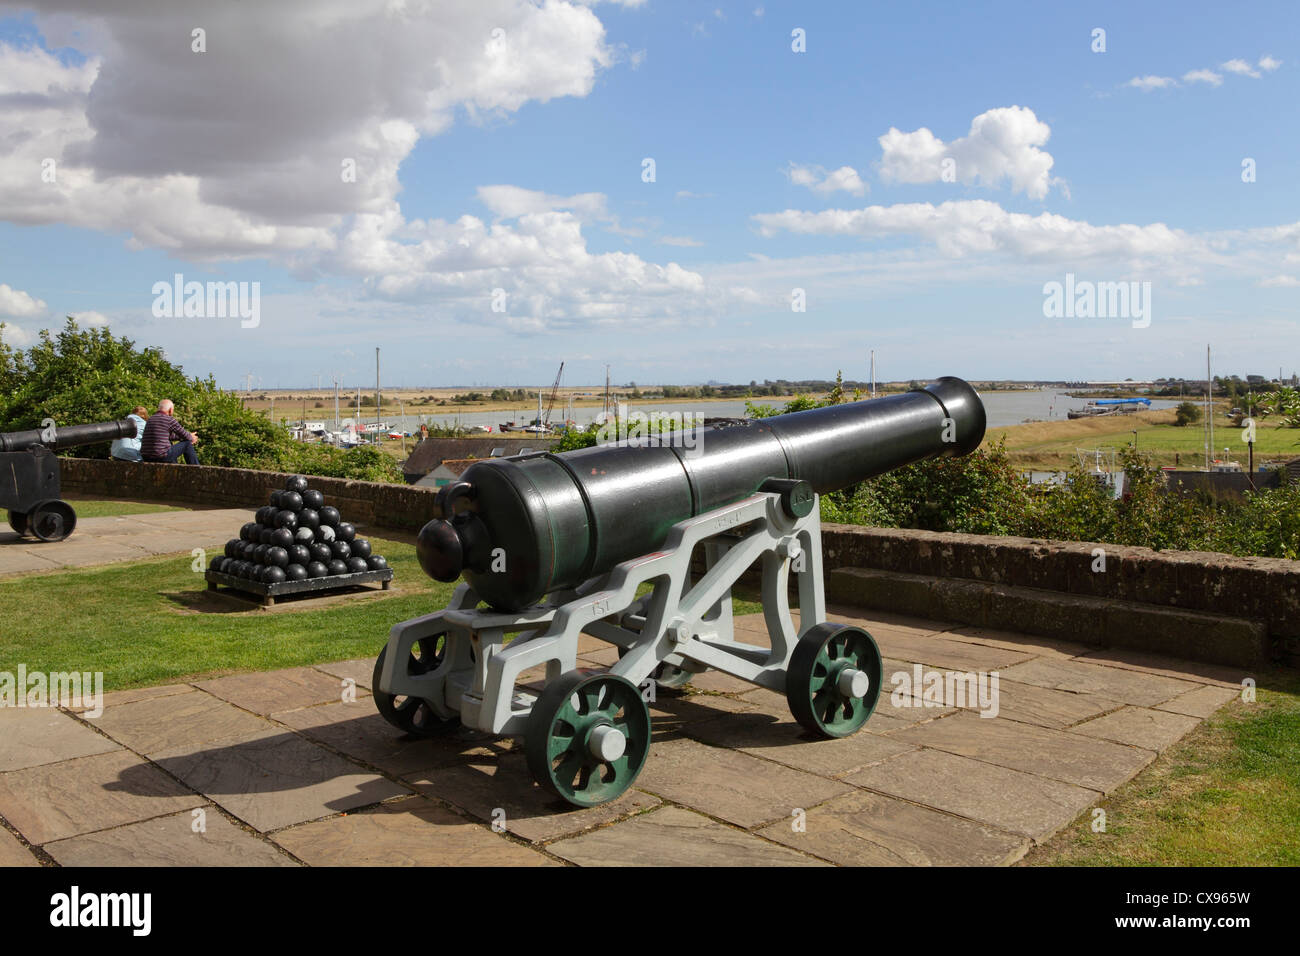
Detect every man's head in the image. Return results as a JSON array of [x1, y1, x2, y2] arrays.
[[158, 399, 174, 415], [132, 405, 148, 417]]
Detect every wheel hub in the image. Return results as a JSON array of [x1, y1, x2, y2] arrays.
[[836, 666, 871, 699], [587, 723, 627, 762]]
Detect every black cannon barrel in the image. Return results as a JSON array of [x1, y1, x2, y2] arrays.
[[418, 377, 986, 611], [0, 419, 138, 453]]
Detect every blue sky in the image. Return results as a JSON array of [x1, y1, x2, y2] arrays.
[[0, 0, 1296, 388]]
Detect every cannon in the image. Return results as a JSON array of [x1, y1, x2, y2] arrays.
[[376, 378, 986, 807], [1, 419, 139, 542]]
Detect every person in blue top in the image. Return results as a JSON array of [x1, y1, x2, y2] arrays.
[[110, 406, 150, 462]]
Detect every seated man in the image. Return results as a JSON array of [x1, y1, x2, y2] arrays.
[[110, 405, 150, 462], [140, 399, 200, 465]]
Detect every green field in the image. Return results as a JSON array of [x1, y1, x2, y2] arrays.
[[62, 498, 186, 518]]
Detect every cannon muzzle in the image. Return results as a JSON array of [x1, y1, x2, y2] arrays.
[[417, 377, 986, 611], [0, 419, 139, 453]]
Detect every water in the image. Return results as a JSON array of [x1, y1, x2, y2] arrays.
[[333, 388, 1179, 435]]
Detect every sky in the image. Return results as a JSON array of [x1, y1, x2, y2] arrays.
[[0, 0, 1296, 389]]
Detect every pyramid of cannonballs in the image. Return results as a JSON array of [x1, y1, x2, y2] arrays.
[[208, 474, 389, 586]]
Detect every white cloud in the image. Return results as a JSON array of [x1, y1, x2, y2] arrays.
[[0, 283, 47, 318], [878, 106, 1058, 200], [1222, 58, 1261, 78], [69, 310, 110, 327], [1127, 75, 1177, 90], [0, 322, 35, 347], [1182, 69, 1222, 86], [657, 235, 703, 247], [787, 163, 867, 197], [476, 185, 610, 221], [675, 190, 713, 200], [1259, 275, 1299, 287], [1259, 55, 1282, 72]]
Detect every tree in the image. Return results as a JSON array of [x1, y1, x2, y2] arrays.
[[1174, 401, 1202, 427]]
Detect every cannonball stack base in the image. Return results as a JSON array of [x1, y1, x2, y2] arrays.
[[204, 566, 393, 607]]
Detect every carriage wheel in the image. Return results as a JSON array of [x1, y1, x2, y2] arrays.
[[6, 510, 29, 536], [525, 671, 651, 808], [28, 499, 77, 542], [785, 622, 883, 738]]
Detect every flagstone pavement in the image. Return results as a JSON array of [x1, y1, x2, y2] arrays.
[[0, 604, 1244, 866]]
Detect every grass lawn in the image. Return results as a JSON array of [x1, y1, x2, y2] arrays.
[[1023, 670, 1300, 866], [0, 533, 458, 690], [62, 498, 185, 518], [988, 408, 1300, 471]]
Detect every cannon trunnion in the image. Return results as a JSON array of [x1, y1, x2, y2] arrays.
[[1, 419, 138, 542], [376, 379, 987, 807]]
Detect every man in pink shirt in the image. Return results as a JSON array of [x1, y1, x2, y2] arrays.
[[140, 399, 200, 464]]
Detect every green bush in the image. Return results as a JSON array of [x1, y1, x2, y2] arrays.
[[0, 318, 403, 483], [1174, 401, 1202, 426]]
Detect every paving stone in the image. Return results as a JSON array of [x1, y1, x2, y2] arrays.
[[943, 626, 1093, 658], [273, 796, 558, 866], [997, 657, 1196, 707], [550, 805, 827, 866], [195, 667, 353, 715], [684, 691, 915, 777], [24, 540, 151, 568], [405, 752, 660, 843], [0, 826, 39, 866], [151, 730, 410, 833], [0, 549, 62, 575], [974, 680, 1121, 730], [757, 788, 1027, 866], [681, 669, 755, 694], [0, 749, 202, 844], [634, 737, 850, 829], [825, 605, 958, 636], [891, 711, 1153, 793], [845, 748, 1098, 842], [867, 632, 1035, 671], [1071, 707, 1201, 752], [1073, 649, 1249, 689], [313, 659, 375, 691], [91, 688, 275, 755], [66, 682, 193, 714], [273, 701, 485, 776], [44, 808, 298, 866], [1155, 684, 1241, 719], [0, 707, 120, 771], [733, 686, 956, 737]]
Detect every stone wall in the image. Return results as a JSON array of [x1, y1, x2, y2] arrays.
[[59, 457, 440, 533]]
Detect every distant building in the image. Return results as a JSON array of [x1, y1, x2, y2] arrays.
[[401, 436, 557, 483]]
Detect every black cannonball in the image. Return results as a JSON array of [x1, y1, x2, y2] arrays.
[[289, 544, 311, 566], [335, 522, 356, 542], [330, 540, 352, 560], [253, 544, 270, 564], [266, 546, 289, 568], [346, 556, 370, 574], [263, 565, 287, 585], [240, 522, 260, 542], [367, 555, 388, 571], [280, 491, 303, 513], [230, 560, 248, 578], [275, 509, 299, 531], [309, 542, 332, 563], [224, 538, 242, 559], [319, 505, 340, 528], [284, 563, 308, 582], [317, 524, 336, 543], [302, 489, 324, 510], [210, 556, 227, 573], [294, 527, 315, 546], [297, 508, 320, 531], [306, 560, 328, 578], [285, 475, 309, 494], [350, 538, 372, 559], [271, 527, 295, 549], [255, 505, 276, 525], [241, 541, 259, 560], [259, 526, 277, 545], [326, 558, 349, 576], [269, 490, 285, 509]]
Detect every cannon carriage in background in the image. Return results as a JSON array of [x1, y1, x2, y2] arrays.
[[1, 419, 139, 542], [375, 378, 987, 807]]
